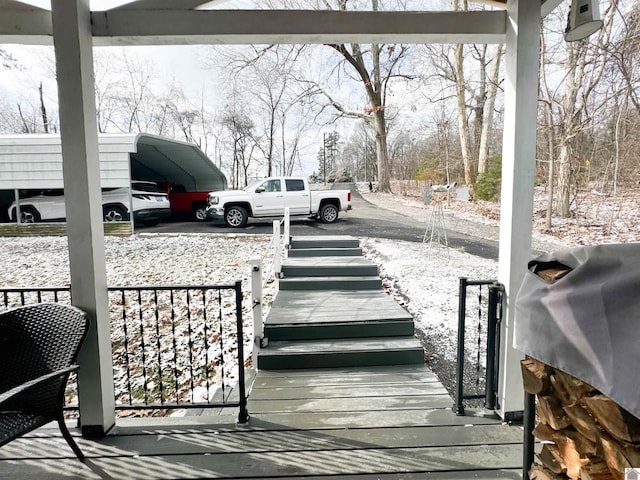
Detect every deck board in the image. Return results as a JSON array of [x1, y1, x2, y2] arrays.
[[1, 445, 523, 479]]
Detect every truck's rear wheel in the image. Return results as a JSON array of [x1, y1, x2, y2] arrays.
[[319, 204, 339, 223], [225, 206, 248, 228]]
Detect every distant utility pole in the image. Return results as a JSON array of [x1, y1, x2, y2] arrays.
[[363, 137, 367, 182], [323, 132, 327, 184]]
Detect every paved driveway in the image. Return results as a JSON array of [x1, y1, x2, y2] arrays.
[[141, 184, 499, 260]]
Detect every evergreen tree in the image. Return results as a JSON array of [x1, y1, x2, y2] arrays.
[[317, 131, 341, 182]]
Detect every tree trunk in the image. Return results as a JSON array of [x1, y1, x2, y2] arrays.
[[454, 42, 476, 200], [478, 44, 503, 175], [373, 110, 390, 192], [540, 29, 556, 230], [558, 43, 581, 218], [557, 139, 572, 217], [38, 82, 49, 134], [545, 119, 555, 231]]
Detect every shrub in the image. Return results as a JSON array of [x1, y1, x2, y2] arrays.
[[415, 154, 447, 184], [476, 156, 502, 201]]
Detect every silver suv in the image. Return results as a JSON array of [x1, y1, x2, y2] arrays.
[[8, 181, 170, 225]]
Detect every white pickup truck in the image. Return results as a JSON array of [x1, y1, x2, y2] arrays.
[[206, 177, 351, 227]]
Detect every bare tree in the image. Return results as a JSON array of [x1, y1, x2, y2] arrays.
[[220, 91, 259, 188], [38, 82, 50, 133], [318, 0, 412, 192], [120, 52, 157, 133], [94, 52, 125, 133], [0, 48, 18, 70], [539, 29, 557, 231], [421, 2, 504, 200], [256, 0, 413, 192], [553, 2, 616, 217], [608, 1, 640, 114], [212, 44, 316, 178], [477, 43, 503, 175]]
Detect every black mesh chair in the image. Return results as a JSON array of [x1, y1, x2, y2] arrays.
[[0, 303, 89, 459]]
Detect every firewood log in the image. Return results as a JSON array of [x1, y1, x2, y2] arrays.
[[534, 422, 558, 442], [522, 358, 553, 395], [536, 267, 572, 282], [564, 428, 597, 457], [538, 394, 572, 431], [564, 402, 600, 443], [621, 442, 640, 470], [582, 394, 640, 443], [598, 432, 631, 480], [537, 443, 566, 474], [529, 465, 566, 480], [553, 369, 596, 403], [556, 433, 589, 479], [550, 373, 573, 406], [579, 458, 614, 480]]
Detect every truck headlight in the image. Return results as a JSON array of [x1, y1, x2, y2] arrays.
[[208, 195, 219, 206]]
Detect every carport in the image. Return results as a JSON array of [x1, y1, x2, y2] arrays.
[[0, 132, 226, 223]]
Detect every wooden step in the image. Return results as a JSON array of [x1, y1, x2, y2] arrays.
[[287, 247, 363, 257], [265, 319, 415, 341], [281, 257, 378, 277], [257, 337, 425, 370], [290, 235, 360, 250], [278, 276, 382, 291], [265, 290, 414, 340]]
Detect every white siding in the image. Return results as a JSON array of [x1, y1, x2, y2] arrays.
[[0, 134, 135, 189]]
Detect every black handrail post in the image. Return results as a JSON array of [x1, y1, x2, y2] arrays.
[[235, 281, 249, 424], [453, 277, 468, 415], [485, 283, 502, 410], [523, 388, 536, 478]]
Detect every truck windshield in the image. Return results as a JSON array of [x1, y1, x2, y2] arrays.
[[244, 179, 264, 192]]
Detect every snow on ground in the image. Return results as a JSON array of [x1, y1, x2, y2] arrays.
[[0, 233, 274, 289], [1, 185, 636, 402], [0, 233, 277, 412], [358, 181, 640, 248], [361, 237, 497, 363]]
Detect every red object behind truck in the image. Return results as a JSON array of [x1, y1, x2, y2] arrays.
[[159, 183, 210, 221]]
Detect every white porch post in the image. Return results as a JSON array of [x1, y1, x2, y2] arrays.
[[497, 0, 540, 420], [51, 0, 116, 436]]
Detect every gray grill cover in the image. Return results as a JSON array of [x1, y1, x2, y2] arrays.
[[515, 243, 640, 419]]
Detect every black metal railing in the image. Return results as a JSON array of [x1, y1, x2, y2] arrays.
[[452, 278, 504, 416], [0, 283, 248, 422]]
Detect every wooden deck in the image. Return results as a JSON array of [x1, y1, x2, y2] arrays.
[[0, 365, 524, 479], [0, 235, 525, 478]]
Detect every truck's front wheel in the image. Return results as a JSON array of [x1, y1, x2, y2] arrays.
[[192, 203, 208, 222], [225, 206, 248, 228], [319, 204, 339, 224]]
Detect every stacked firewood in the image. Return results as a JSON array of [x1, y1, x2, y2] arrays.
[[522, 357, 640, 480]]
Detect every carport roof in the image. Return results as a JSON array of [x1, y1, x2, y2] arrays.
[[0, 133, 226, 191], [131, 133, 227, 192]]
